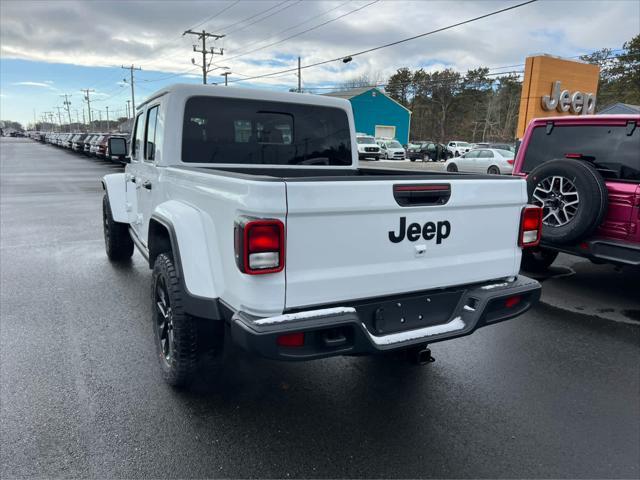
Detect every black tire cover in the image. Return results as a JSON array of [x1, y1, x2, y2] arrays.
[[527, 159, 608, 244]]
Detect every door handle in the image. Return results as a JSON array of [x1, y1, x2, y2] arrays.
[[142, 180, 152, 190]]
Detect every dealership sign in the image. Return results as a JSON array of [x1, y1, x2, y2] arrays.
[[541, 81, 596, 115], [516, 55, 600, 137]]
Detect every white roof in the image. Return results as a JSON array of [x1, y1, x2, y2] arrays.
[[137, 83, 352, 111]]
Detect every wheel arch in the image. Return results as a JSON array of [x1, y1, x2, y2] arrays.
[[101, 173, 129, 223], [149, 201, 223, 320]]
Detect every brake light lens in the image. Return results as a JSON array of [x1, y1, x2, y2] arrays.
[[519, 206, 542, 247], [235, 218, 285, 274], [507, 158, 514, 165], [504, 295, 522, 308], [277, 332, 305, 347]]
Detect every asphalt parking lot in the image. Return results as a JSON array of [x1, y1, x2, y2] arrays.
[[1, 137, 639, 479]]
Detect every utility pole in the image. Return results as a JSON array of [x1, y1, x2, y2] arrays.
[[106, 106, 110, 131], [126, 100, 131, 119], [45, 112, 54, 131], [121, 64, 142, 113], [297, 56, 302, 93], [60, 94, 73, 129], [81, 89, 94, 125], [55, 106, 64, 131], [221, 71, 231, 86], [183, 29, 224, 85], [82, 109, 86, 130], [43, 112, 52, 131], [98, 110, 103, 131], [74, 110, 80, 130]]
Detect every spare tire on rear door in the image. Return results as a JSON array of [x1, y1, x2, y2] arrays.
[[527, 159, 608, 245]]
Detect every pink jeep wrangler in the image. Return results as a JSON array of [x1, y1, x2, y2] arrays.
[[513, 114, 640, 271]]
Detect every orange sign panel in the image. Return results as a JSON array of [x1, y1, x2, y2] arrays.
[[516, 55, 600, 138]]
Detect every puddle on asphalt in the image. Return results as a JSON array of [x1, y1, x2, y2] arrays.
[[524, 265, 576, 282], [621, 309, 640, 322]]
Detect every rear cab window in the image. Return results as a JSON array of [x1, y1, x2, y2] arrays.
[[145, 105, 159, 162], [131, 113, 144, 161], [522, 124, 640, 181], [181, 96, 352, 166]]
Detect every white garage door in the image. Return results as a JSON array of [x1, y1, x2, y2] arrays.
[[375, 125, 396, 139]]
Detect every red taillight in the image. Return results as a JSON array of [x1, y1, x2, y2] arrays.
[[564, 153, 583, 159], [248, 225, 280, 251], [507, 158, 514, 165], [519, 206, 542, 247], [277, 332, 305, 347], [235, 218, 285, 275], [504, 295, 522, 308]]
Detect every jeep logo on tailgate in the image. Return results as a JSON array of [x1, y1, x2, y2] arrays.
[[389, 217, 451, 244]]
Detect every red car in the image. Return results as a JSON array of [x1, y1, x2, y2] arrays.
[[513, 114, 639, 271]]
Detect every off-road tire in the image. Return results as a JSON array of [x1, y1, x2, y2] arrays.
[[521, 248, 559, 272], [103, 194, 134, 261], [152, 253, 198, 387], [527, 159, 608, 245], [152, 253, 224, 388]]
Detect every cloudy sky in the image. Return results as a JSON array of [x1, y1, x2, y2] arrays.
[[1, 0, 638, 125]]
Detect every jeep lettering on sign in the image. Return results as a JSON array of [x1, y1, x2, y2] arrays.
[[389, 217, 451, 244], [541, 80, 596, 115]]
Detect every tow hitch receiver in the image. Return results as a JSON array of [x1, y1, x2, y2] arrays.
[[407, 345, 435, 365]]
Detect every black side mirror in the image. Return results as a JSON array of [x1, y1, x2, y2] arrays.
[[109, 137, 128, 162]]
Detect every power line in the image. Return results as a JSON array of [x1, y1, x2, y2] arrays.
[[227, 0, 351, 56], [186, 0, 241, 32], [218, 0, 381, 65], [227, 0, 538, 84], [141, 0, 350, 70], [217, 0, 289, 33], [224, 1, 302, 36]]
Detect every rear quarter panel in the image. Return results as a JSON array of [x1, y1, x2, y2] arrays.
[[159, 168, 288, 317]]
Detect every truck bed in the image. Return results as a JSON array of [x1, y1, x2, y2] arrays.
[[176, 165, 523, 182]]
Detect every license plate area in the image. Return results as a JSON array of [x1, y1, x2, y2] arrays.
[[357, 290, 464, 335]]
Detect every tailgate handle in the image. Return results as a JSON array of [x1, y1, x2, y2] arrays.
[[393, 184, 451, 206]]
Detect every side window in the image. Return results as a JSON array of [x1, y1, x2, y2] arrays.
[[132, 113, 144, 160], [480, 150, 494, 158], [465, 151, 480, 158], [145, 106, 159, 161]]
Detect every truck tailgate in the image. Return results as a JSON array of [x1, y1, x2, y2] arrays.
[[284, 177, 527, 309]]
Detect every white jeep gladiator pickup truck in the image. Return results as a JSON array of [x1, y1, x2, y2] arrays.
[[102, 84, 542, 387]]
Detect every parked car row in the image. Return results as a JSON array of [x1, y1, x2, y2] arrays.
[[39, 131, 129, 163], [444, 148, 516, 175], [406, 141, 453, 162], [355, 133, 407, 160]]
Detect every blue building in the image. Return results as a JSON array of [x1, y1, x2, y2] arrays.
[[324, 87, 412, 145]]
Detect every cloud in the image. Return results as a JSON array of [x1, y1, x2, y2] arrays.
[[12, 81, 57, 89], [0, 0, 638, 92]]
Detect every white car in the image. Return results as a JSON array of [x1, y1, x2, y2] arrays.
[[444, 148, 515, 175], [376, 139, 406, 160], [355, 134, 381, 160], [447, 140, 472, 157], [101, 83, 541, 387]]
